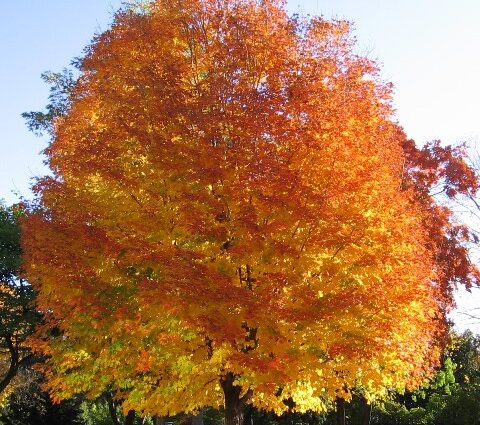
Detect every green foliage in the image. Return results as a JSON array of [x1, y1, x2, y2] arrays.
[[427, 382, 480, 425], [21, 68, 76, 137], [80, 399, 114, 425], [0, 203, 37, 336], [371, 401, 432, 425], [0, 203, 39, 394], [80, 397, 150, 425], [0, 370, 83, 425], [411, 357, 456, 402], [448, 331, 480, 384], [1, 384, 153, 425], [0, 203, 22, 282], [371, 382, 480, 425], [369, 331, 480, 425]]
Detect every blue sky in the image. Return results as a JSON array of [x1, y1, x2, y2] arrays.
[[1, 0, 123, 204], [1, 1, 480, 330]]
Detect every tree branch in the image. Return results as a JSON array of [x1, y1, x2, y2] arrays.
[[0, 335, 19, 394]]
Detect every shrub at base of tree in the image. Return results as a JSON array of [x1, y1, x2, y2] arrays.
[[0, 370, 82, 425]]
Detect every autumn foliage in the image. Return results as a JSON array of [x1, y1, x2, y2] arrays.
[[21, 0, 479, 421]]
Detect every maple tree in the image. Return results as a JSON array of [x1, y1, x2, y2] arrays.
[[21, 1, 479, 424]]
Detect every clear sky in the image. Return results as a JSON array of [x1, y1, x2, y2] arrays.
[[1, 1, 480, 330]]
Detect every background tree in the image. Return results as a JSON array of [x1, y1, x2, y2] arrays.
[[21, 0, 479, 424], [0, 368, 83, 425], [369, 330, 480, 425], [22, 69, 76, 138], [0, 202, 38, 394]]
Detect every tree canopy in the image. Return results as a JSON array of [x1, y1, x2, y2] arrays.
[[21, 0, 479, 423]]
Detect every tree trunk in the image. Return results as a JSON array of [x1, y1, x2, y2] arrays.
[[221, 373, 252, 425], [125, 410, 136, 425], [360, 397, 372, 425], [0, 335, 19, 394], [336, 397, 346, 425]]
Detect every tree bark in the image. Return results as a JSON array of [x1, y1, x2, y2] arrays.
[[360, 397, 372, 425], [0, 335, 19, 394], [336, 397, 346, 425], [125, 410, 136, 425], [221, 373, 252, 425]]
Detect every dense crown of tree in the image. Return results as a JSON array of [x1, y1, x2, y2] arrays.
[[21, 0, 479, 422]]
